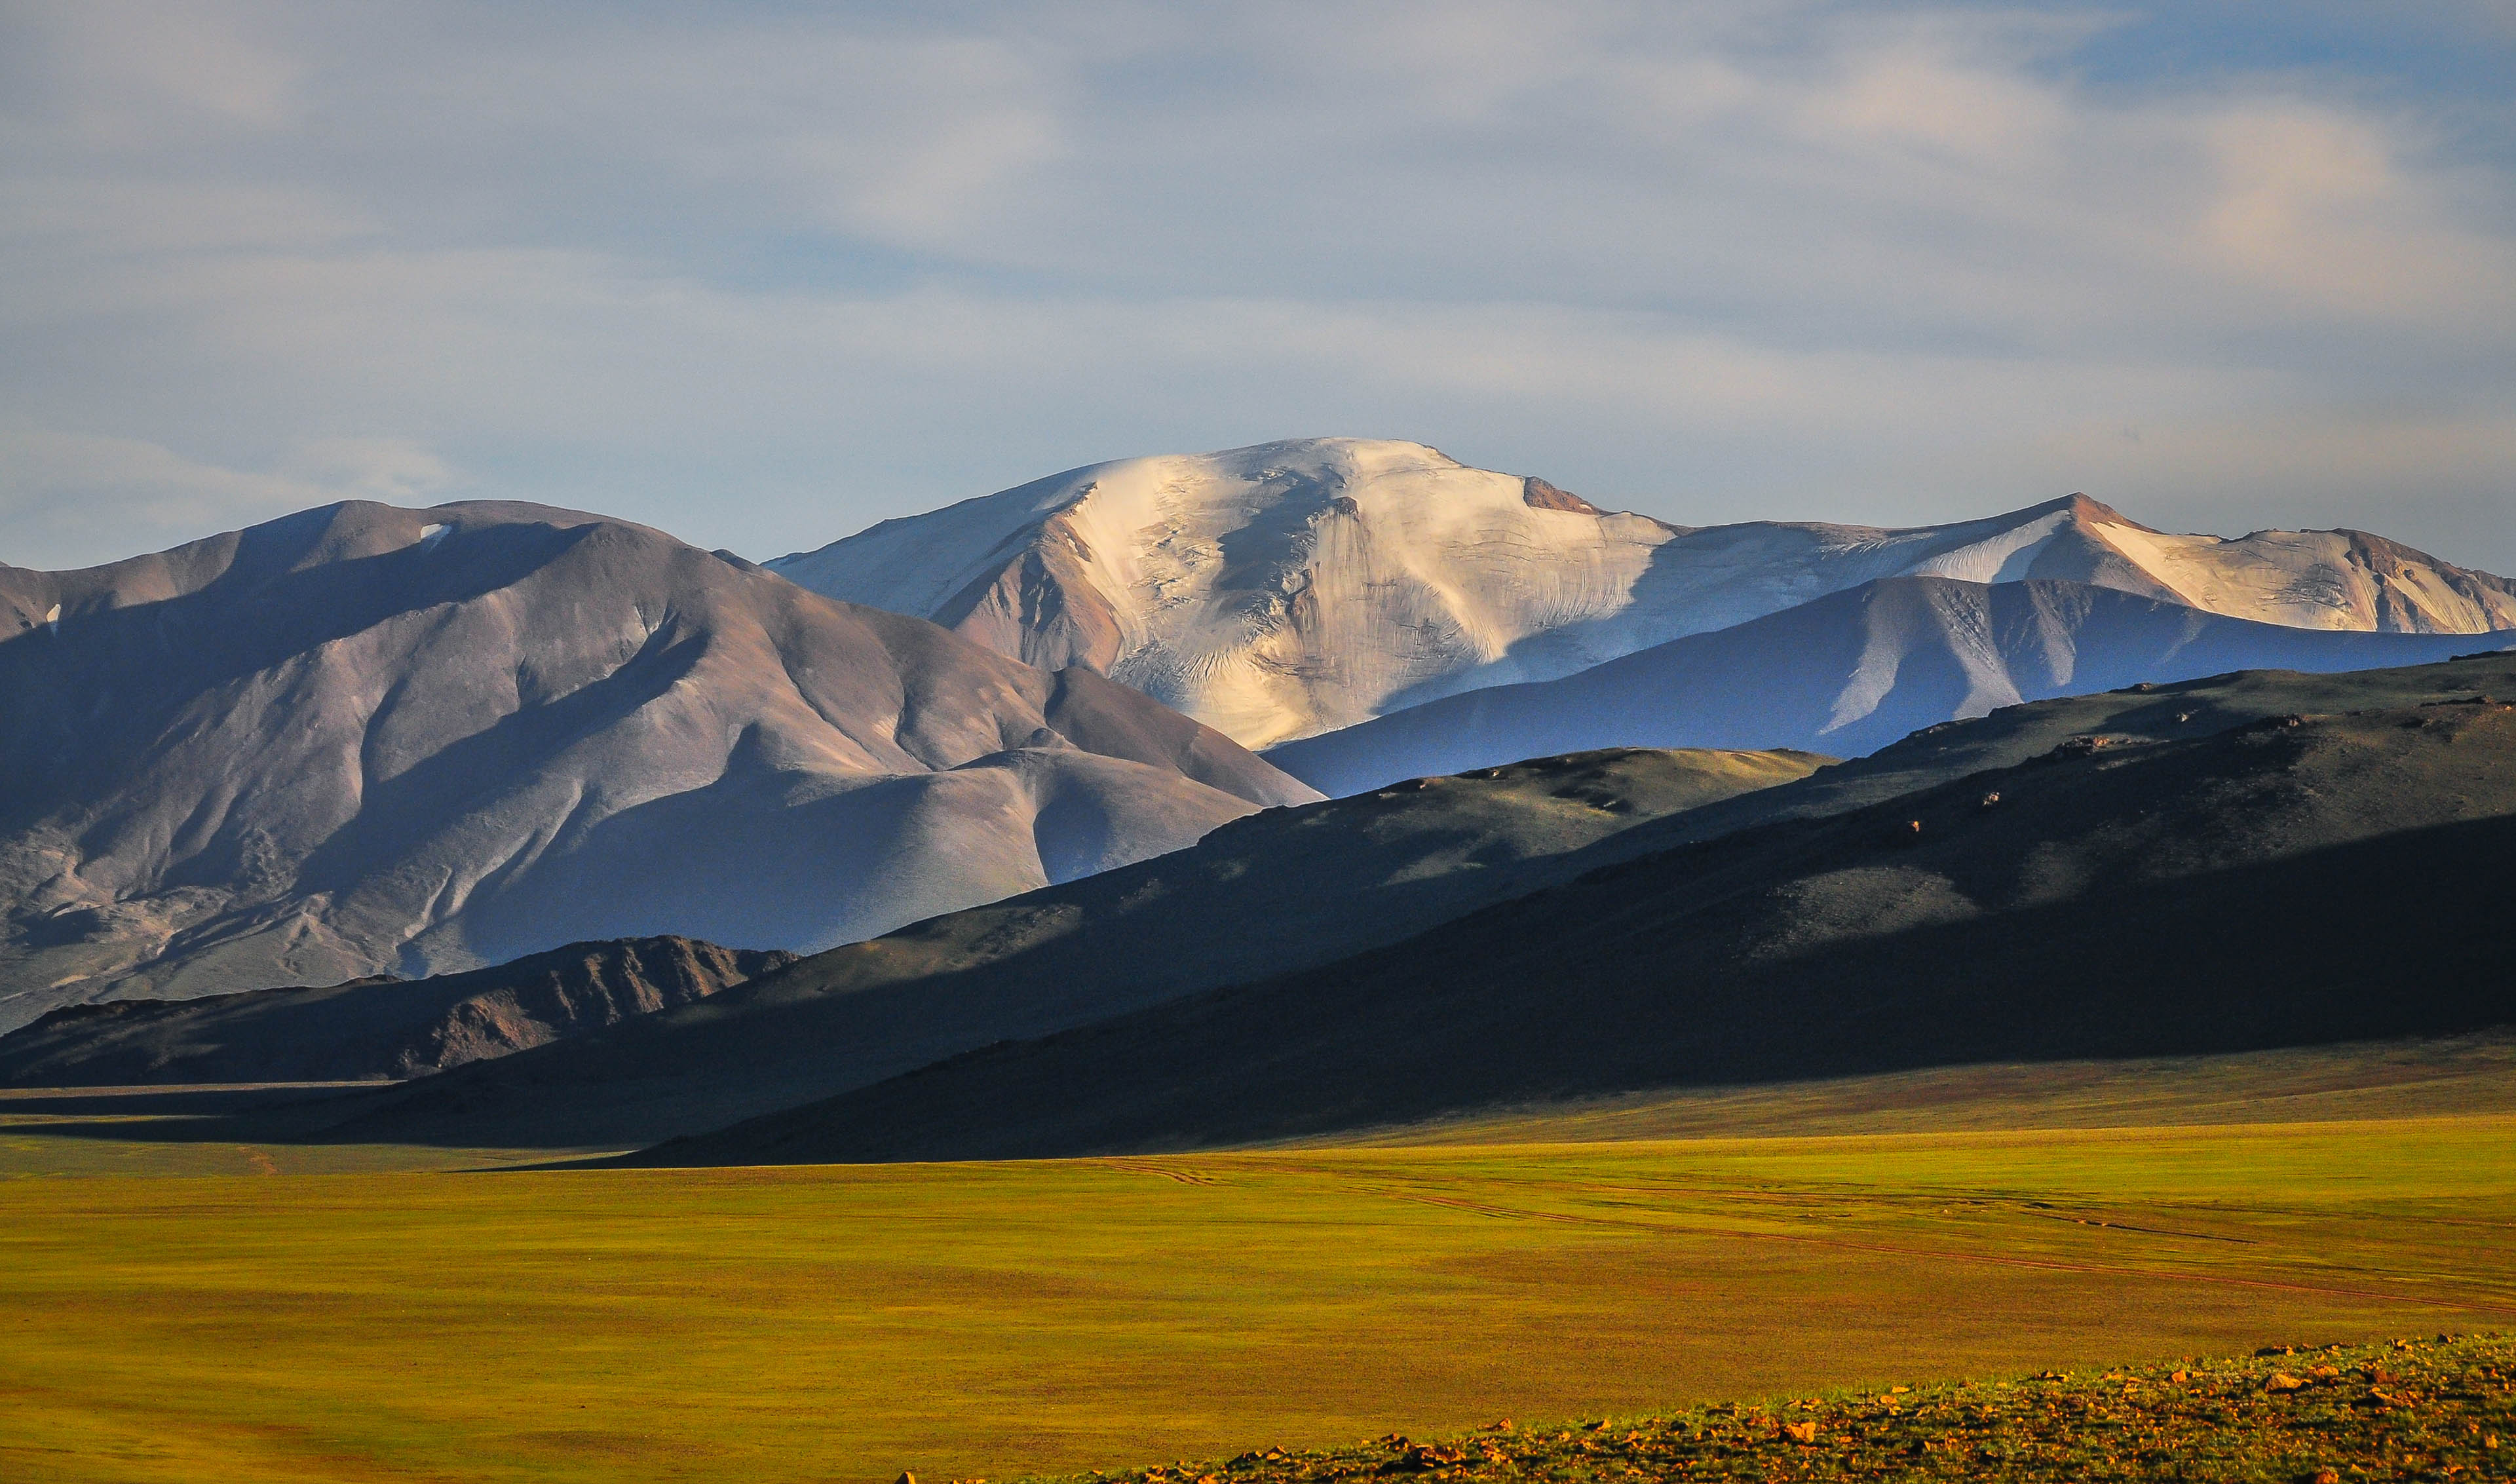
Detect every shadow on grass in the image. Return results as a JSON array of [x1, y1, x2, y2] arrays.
[[0, 1081, 410, 1148]]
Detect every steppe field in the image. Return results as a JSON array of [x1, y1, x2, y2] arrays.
[[3, 1046, 2513, 1484]]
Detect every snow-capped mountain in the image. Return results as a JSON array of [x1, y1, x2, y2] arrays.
[[0, 501, 1314, 1030], [769, 438, 2516, 749], [1265, 575, 2515, 796]]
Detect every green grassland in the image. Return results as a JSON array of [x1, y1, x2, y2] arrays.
[[5, 1068, 2515, 1483]]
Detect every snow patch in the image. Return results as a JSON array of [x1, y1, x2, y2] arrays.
[[1910, 509, 2072, 584], [417, 523, 449, 551]]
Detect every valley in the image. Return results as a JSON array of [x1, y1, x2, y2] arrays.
[[3, 451, 2512, 1484]]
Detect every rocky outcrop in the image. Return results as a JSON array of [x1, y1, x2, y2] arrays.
[[0, 936, 797, 1085]]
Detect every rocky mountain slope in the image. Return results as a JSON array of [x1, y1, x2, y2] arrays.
[[0, 501, 1314, 1031], [632, 653, 2516, 1164], [769, 438, 2516, 748], [312, 747, 1825, 1150], [0, 936, 793, 1086], [1268, 575, 2513, 795]]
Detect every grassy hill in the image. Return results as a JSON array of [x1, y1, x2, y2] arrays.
[[634, 672, 2516, 1166]]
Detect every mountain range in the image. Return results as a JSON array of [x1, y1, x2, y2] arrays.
[[1267, 574, 2509, 796], [6, 437, 2515, 1164], [20, 648, 2502, 1162], [769, 438, 2516, 750], [0, 499, 1311, 1031]]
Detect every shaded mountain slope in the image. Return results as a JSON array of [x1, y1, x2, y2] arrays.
[[1267, 576, 2512, 795], [318, 747, 1826, 1149], [1595, 649, 2516, 860], [770, 438, 2516, 748], [0, 500, 1312, 1030], [633, 659, 2516, 1164], [0, 936, 794, 1086]]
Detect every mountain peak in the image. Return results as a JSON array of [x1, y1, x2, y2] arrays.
[[2044, 491, 2148, 530], [1519, 476, 1604, 515], [769, 446, 2516, 749]]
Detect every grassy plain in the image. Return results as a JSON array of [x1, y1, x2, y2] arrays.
[[4, 1068, 2515, 1484]]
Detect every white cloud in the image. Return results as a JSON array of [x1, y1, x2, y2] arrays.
[[0, 1, 2508, 574], [0, 425, 457, 568], [1, 0, 303, 145]]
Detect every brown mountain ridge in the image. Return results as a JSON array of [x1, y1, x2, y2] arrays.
[[0, 935, 795, 1087]]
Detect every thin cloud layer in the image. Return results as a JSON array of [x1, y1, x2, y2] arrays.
[[1, 1, 2509, 571]]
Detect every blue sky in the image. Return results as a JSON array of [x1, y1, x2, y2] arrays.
[[3, 1, 2511, 571]]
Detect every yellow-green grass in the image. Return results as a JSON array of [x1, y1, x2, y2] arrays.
[[5, 1109, 2514, 1483]]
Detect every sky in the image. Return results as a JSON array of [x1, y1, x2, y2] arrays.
[[3, 0, 2513, 573]]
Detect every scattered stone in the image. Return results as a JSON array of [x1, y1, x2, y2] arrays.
[[2266, 1373, 2308, 1394], [2040, 734, 2118, 763]]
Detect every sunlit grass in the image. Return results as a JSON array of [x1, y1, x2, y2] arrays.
[[3, 1107, 2511, 1482]]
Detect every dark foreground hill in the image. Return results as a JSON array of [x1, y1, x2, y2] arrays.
[[0, 499, 1312, 1029], [1268, 576, 2511, 795], [635, 666, 2516, 1164], [318, 748, 1826, 1149], [0, 936, 793, 1086]]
